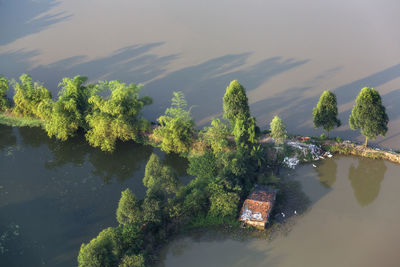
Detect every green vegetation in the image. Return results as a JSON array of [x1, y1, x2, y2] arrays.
[[349, 87, 389, 147], [313, 90, 341, 137], [0, 75, 10, 111], [223, 80, 250, 127], [85, 81, 152, 152], [0, 73, 395, 265], [270, 116, 287, 145], [153, 91, 195, 154], [200, 118, 230, 154], [116, 189, 142, 226], [13, 74, 52, 119], [45, 76, 95, 141], [0, 113, 43, 127]]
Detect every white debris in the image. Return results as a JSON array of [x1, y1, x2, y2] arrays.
[[240, 209, 252, 221], [252, 212, 263, 221], [312, 164, 317, 168], [241, 209, 264, 221], [283, 156, 300, 169]]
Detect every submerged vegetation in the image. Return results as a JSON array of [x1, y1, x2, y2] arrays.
[[0, 73, 395, 266]]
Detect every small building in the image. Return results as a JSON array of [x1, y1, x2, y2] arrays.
[[239, 185, 277, 229]]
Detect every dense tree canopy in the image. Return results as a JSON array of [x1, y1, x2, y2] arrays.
[[78, 225, 143, 267], [78, 228, 118, 267], [270, 115, 287, 145], [13, 74, 52, 119], [313, 90, 341, 136], [85, 81, 152, 152], [153, 92, 195, 154], [233, 115, 257, 148], [200, 118, 230, 154], [0, 75, 9, 111], [349, 87, 389, 146], [223, 80, 250, 127], [116, 189, 142, 226], [207, 178, 241, 218], [143, 153, 180, 196], [45, 76, 95, 140]]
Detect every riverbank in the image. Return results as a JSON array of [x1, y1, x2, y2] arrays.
[[323, 141, 400, 164], [0, 111, 44, 128]]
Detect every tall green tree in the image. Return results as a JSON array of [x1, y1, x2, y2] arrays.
[[13, 74, 52, 119], [223, 80, 250, 127], [116, 189, 142, 226], [270, 115, 287, 145], [85, 81, 152, 152], [45, 76, 96, 140], [313, 90, 341, 137], [349, 87, 389, 147], [0, 75, 10, 111], [153, 92, 195, 154]]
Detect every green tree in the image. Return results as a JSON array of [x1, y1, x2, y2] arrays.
[[187, 151, 218, 180], [313, 90, 341, 137], [223, 80, 250, 127], [119, 254, 145, 267], [142, 197, 162, 224], [269, 115, 287, 145], [116, 189, 142, 226], [85, 81, 152, 152], [207, 178, 241, 218], [200, 118, 230, 154], [45, 76, 96, 140], [349, 87, 389, 147], [13, 74, 52, 119], [143, 153, 180, 196], [153, 92, 195, 154], [233, 115, 257, 148], [0, 75, 10, 111], [78, 228, 118, 267]]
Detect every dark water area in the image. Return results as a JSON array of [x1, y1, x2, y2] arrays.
[[0, 125, 188, 267]]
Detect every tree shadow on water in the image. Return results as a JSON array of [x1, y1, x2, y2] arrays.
[[250, 63, 400, 142], [0, 0, 72, 46], [348, 158, 387, 207], [0, 42, 178, 98], [145, 55, 309, 122]]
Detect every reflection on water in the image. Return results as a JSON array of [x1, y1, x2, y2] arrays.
[[315, 158, 337, 188], [349, 158, 387, 207]]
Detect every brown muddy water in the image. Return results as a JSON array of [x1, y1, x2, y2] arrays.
[[160, 157, 400, 267], [1, 0, 400, 266], [1, 0, 400, 149]]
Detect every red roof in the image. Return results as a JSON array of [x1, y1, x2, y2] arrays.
[[240, 186, 277, 224]]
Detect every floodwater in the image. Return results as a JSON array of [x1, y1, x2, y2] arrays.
[[0, 125, 188, 266], [1, 0, 400, 149], [160, 157, 400, 267], [1, 0, 400, 266]]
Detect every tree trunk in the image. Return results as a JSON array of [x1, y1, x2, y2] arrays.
[[364, 137, 368, 147]]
